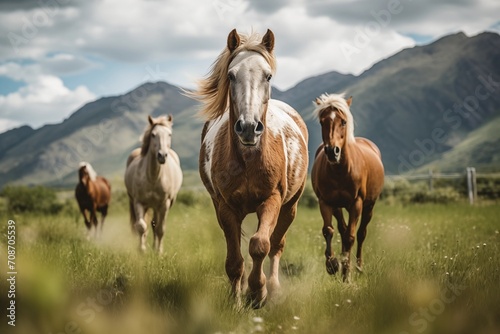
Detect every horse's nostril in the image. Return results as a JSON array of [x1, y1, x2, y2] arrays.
[[255, 121, 264, 134], [333, 146, 341, 155], [234, 120, 243, 134]]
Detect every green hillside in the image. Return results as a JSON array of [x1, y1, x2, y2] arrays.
[[0, 32, 499, 188], [419, 114, 500, 172]]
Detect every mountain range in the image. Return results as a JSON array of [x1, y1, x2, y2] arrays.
[[1, 31, 499, 188]]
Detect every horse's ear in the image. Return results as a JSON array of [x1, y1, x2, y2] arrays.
[[314, 97, 321, 106], [167, 114, 173, 122], [148, 115, 154, 125], [261, 29, 274, 53], [346, 96, 353, 107], [227, 29, 240, 52]]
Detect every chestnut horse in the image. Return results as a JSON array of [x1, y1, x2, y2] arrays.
[[311, 93, 384, 282], [125, 115, 183, 254], [189, 29, 308, 308], [75, 162, 111, 239]]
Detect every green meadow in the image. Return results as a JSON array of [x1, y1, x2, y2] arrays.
[[1, 190, 499, 334]]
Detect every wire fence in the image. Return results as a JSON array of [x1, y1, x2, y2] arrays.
[[384, 168, 500, 204]]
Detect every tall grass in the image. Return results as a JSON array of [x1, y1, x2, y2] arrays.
[[1, 198, 499, 334]]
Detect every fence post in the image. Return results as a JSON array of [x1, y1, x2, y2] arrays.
[[467, 167, 477, 205]]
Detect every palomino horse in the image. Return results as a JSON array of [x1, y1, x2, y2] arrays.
[[75, 162, 111, 239], [189, 29, 308, 308], [311, 93, 384, 282], [125, 115, 183, 253]]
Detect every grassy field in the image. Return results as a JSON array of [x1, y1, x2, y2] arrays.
[[1, 196, 499, 334]]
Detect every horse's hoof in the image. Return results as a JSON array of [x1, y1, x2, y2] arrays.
[[326, 257, 339, 275], [246, 291, 267, 309]]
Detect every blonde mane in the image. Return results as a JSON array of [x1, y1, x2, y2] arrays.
[[79, 161, 97, 181], [188, 31, 276, 120], [313, 93, 355, 144], [141, 116, 172, 156]]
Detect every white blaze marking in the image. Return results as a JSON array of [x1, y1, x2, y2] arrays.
[[202, 112, 228, 188]]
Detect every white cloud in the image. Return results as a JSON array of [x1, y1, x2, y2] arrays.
[[236, 5, 415, 88], [0, 0, 498, 132], [0, 62, 95, 131]]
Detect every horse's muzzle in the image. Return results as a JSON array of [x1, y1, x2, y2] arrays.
[[157, 152, 167, 164], [234, 120, 264, 146], [324, 145, 341, 164]]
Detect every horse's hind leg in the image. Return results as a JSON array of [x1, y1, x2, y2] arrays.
[[268, 201, 297, 297], [341, 198, 363, 282], [98, 205, 108, 239], [153, 204, 168, 255], [356, 202, 375, 272], [128, 197, 136, 232]]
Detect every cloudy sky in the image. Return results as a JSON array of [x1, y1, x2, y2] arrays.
[[0, 0, 499, 133]]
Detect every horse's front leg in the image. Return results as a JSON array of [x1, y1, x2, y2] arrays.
[[342, 197, 363, 282], [248, 193, 281, 309], [90, 207, 98, 239], [216, 202, 245, 308], [79, 207, 92, 239], [134, 203, 148, 252], [319, 200, 338, 275]]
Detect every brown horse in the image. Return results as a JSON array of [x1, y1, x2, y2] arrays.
[[188, 29, 308, 308], [75, 162, 111, 239], [311, 93, 384, 282]]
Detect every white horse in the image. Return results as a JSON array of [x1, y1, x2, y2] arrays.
[[125, 115, 183, 253]]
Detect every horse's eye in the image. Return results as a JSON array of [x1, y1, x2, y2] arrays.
[[228, 72, 235, 81], [151, 133, 156, 138], [341, 120, 346, 127], [266, 74, 272, 82]]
